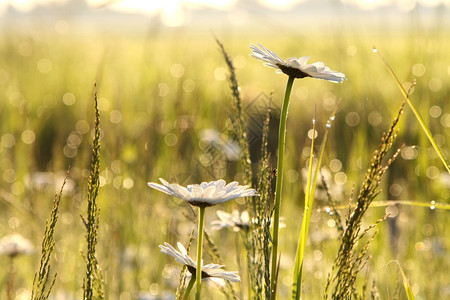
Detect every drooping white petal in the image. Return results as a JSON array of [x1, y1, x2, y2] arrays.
[[159, 242, 241, 283]]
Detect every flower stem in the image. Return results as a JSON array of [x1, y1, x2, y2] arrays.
[[270, 75, 295, 299], [195, 206, 206, 300], [184, 275, 196, 300]]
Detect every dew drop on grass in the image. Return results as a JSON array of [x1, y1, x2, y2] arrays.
[[430, 200, 436, 210]]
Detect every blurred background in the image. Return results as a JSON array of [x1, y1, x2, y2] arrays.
[[0, 0, 449, 299]]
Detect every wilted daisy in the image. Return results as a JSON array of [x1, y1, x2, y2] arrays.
[[250, 44, 346, 83], [148, 178, 258, 207], [160, 242, 239, 297], [160, 242, 240, 282], [0, 233, 34, 257]]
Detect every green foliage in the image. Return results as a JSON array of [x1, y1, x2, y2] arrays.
[[0, 29, 448, 299]]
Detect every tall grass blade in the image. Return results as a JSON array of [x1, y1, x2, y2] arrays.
[[374, 47, 450, 173], [388, 261, 415, 300], [292, 107, 337, 299], [31, 168, 70, 300]]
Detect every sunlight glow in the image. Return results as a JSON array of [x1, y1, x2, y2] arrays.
[[87, 0, 237, 26], [258, 0, 307, 10], [0, 0, 67, 13]]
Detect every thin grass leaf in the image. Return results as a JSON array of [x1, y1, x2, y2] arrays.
[[388, 261, 415, 300], [292, 107, 337, 299], [320, 200, 450, 211], [374, 47, 450, 173]]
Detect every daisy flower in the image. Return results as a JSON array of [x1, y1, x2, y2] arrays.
[[148, 178, 258, 207], [0, 233, 34, 257], [250, 44, 346, 83], [210, 210, 250, 232], [160, 242, 240, 283]]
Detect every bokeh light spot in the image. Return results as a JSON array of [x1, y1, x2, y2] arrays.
[[37, 58, 52, 74], [158, 83, 169, 97], [386, 205, 399, 218], [330, 159, 342, 172], [76, 120, 90, 134], [345, 112, 360, 127], [182, 78, 196, 92], [21, 130, 36, 144], [18, 42, 33, 57], [346, 45, 357, 56], [334, 172, 347, 185], [412, 63, 426, 76], [62, 92, 76, 106], [170, 63, 184, 78], [2, 133, 16, 148], [401, 146, 418, 160], [426, 166, 439, 179], [308, 129, 318, 139], [110, 110, 123, 124], [368, 111, 382, 126], [123, 177, 134, 189], [428, 78, 442, 92], [429, 105, 442, 118], [214, 67, 227, 81]]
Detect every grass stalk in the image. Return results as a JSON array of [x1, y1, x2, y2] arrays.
[[82, 85, 104, 300], [374, 47, 450, 173], [270, 75, 295, 299], [195, 206, 206, 300], [31, 168, 70, 300]]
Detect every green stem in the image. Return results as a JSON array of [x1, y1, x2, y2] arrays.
[[270, 75, 295, 299], [292, 118, 331, 299], [195, 206, 206, 300], [376, 49, 450, 173], [184, 275, 196, 300]]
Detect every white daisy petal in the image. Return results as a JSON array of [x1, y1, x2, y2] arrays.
[[149, 178, 258, 207], [147, 182, 173, 196], [188, 185, 203, 199], [297, 56, 310, 65]]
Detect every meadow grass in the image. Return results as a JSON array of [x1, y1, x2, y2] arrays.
[[0, 27, 448, 299]]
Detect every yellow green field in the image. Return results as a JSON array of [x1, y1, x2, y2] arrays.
[[0, 23, 449, 299]]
